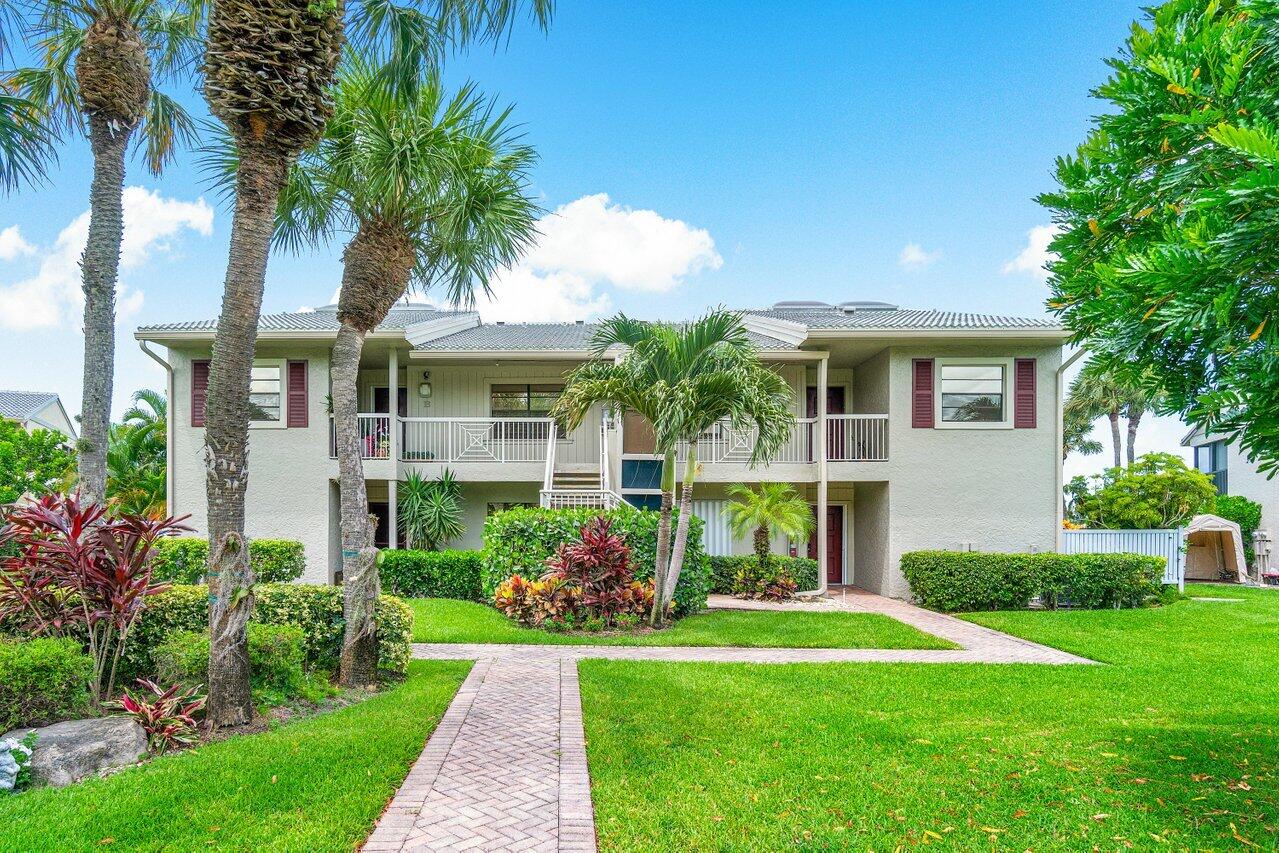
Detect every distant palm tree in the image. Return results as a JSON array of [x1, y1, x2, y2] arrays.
[[723, 483, 814, 569], [105, 388, 167, 516], [556, 311, 794, 625], [1063, 404, 1103, 461], [1065, 359, 1161, 467], [198, 0, 552, 727], [8, 0, 201, 504]]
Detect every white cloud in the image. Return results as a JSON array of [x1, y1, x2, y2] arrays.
[[1003, 224, 1060, 282], [0, 226, 35, 261], [898, 242, 941, 270], [461, 193, 717, 322], [0, 188, 213, 330]]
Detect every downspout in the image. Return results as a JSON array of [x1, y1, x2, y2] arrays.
[[139, 341, 175, 518], [1055, 345, 1087, 551]]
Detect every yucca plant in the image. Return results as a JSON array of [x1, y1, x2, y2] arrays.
[[397, 469, 465, 551]]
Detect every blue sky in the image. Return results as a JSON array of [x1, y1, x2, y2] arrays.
[[0, 0, 1182, 475]]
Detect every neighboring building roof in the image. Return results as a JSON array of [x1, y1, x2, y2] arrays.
[[413, 321, 799, 352], [137, 305, 473, 335], [0, 390, 59, 421], [744, 302, 1062, 331]]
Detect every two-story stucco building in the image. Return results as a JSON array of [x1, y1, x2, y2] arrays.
[[136, 300, 1070, 598]]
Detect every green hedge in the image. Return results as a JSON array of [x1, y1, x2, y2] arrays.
[[1215, 495, 1263, 563], [125, 584, 413, 678], [482, 507, 711, 616], [709, 555, 818, 594], [380, 550, 483, 600], [901, 551, 1165, 613], [0, 638, 93, 732], [153, 624, 306, 695], [151, 538, 306, 584]]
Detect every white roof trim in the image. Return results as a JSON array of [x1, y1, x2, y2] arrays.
[[741, 314, 808, 347], [405, 313, 481, 348]]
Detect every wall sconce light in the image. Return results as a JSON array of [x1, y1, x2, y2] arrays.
[[418, 370, 432, 398]]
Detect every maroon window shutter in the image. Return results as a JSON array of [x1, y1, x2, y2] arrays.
[[911, 359, 934, 428], [191, 360, 210, 427], [287, 360, 309, 428], [1014, 358, 1037, 428]]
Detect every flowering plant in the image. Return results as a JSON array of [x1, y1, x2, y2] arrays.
[[0, 732, 37, 794]]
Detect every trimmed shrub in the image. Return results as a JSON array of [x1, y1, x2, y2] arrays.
[[151, 538, 306, 584], [1215, 495, 1263, 564], [0, 638, 93, 731], [709, 555, 818, 594], [901, 551, 1165, 612], [483, 507, 711, 615], [126, 584, 413, 678], [379, 549, 483, 600], [1036, 553, 1164, 610], [152, 624, 306, 695]]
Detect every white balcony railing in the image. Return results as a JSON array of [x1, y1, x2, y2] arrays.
[[399, 417, 555, 464], [673, 415, 888, 465], [826, 414, 889, 462], [329, 414, 392, 460]]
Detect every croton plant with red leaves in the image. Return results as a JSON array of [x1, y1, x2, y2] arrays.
[[109, 678, 207, 753], [0, 493, 190, 703]]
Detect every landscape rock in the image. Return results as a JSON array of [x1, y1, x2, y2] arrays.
[[1, 717, 147, 788]]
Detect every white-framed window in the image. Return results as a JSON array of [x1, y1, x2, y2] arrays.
[[249, 358, 287, 428], [935, 357, 1014, 429]]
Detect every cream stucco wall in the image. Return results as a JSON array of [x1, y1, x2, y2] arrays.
[[1221, 441, 1279, 540]]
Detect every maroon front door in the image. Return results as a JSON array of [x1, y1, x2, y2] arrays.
[[807, 505, 844, 584], [806, 386, 847, 460]]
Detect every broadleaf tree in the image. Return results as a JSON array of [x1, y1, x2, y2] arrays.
[[1039, 0, 1279, 477]]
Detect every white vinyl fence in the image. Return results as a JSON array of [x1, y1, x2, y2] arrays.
[[692, 500, 735, 556], [1061, 528, 1184, 590]]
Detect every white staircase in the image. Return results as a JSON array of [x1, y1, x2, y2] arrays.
[[539, 422, 624, 509]]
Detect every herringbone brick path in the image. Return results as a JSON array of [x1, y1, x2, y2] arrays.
[[368, 589, 1095, 851]]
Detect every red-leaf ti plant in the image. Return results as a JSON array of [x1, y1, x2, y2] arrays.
[[543, 517, 638, 624], [109, 678, 207, 754], [4, 493, 190, 703], [0, 521, 83, 637]]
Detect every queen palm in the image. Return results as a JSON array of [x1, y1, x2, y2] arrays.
[[9, 0, 200, 504], [555, 311, 793, 625], [199, 0, 550, 725], [723, 482, 814, 569]]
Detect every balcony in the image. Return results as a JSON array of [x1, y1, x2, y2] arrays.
[[330, 415, 597, 466], [675, 415, 888, 465]]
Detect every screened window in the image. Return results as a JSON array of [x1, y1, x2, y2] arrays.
[[249, 362, 283, 424], [939, 364, 1005, 423], [490, 383, 564, 439]]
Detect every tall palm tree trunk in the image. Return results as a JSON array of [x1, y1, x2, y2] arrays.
[[332, 320, 378, 686], [662, 447, 698, 616], [753, 525, 770, 568], [1107, 409, 1122, 468], [649, 450, 676, 627], [1126, 409, 1143, 466], [78, 115, 133, 503], [204, 142, 291, 728]]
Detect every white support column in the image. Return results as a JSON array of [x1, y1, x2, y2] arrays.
[[388, 347, 399, 550], [387, 477, 398, 551], [817, 355, 830, 594]]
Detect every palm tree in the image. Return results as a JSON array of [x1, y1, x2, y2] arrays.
[[555, 311, 794, 625], [0, 90, 55, 193], [1065, 359, 1162, 468], [1062, 405, 1103, 461], [105, 389, 167, 516], [722, 483, 814, 569], [9, 0, 200, 505], [198, 0, 551, 725], [206, 58, 538, 685]]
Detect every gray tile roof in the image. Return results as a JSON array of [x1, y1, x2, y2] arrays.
[[137, 306, 471, 334], [744, 304, 1060, 331], [415, 322, 798, 352], [0, 390, 58, 421]]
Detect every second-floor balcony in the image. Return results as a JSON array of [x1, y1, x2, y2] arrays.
[[332, 413, 889, 465]]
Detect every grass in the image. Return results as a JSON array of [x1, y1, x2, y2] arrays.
[[580, 584, 1279, 851], [407, 598, 955, 649], [0, 660, 469, 852]]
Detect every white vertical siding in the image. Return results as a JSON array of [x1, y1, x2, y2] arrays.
[[692, 499, 734, 556]]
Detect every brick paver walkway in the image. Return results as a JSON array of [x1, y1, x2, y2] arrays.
[[368, 591, 1093, 851]]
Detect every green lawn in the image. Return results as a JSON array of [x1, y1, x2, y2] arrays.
[[581, 585, 1279, 851], [408, 598, 955, 649], [0, 660, 469, 852]]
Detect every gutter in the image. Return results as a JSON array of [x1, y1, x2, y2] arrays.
[[1055, 345, 1087, 550], [139, 341, 176, 518]]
